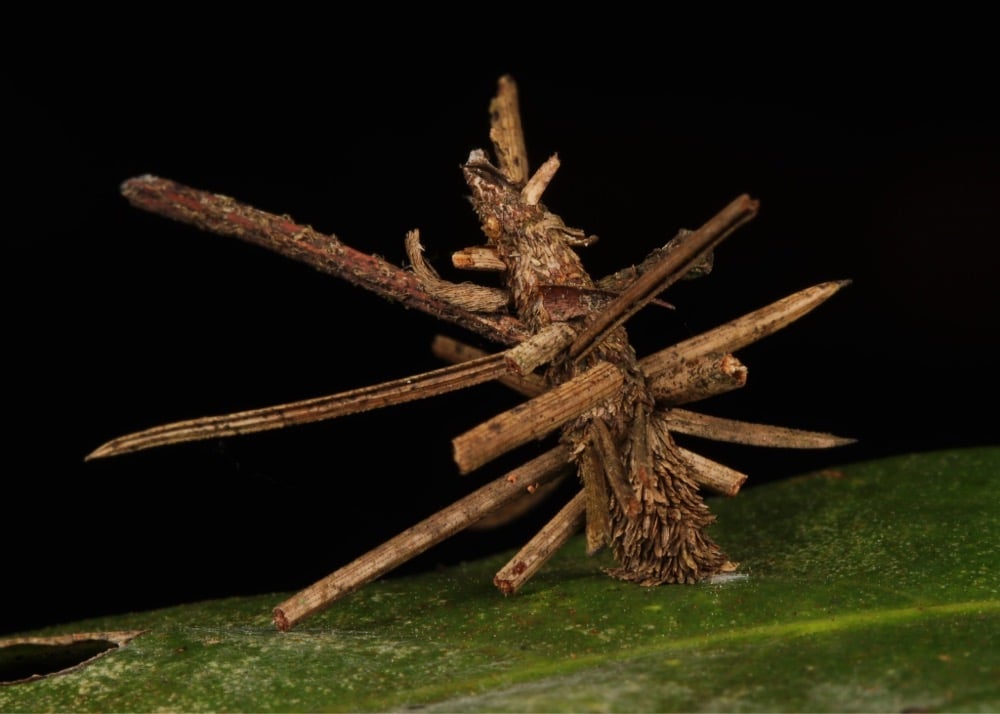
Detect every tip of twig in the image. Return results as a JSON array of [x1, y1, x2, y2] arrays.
[[119, 174, 155, 193], [273, 608, 291, 632], [84, 444, 112, 461], [493, 575, 516, 596]]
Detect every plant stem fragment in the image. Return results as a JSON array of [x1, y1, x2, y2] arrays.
[[273, 445, 571, 631]]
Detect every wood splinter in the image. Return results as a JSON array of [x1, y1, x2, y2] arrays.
[[89, 75, 854, 631]]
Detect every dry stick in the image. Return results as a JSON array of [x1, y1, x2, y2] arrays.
[[663, 409, 855, 449], [503, 323, 576, 375], [453, 361, 625, 474], [452, 246, 506, 272], [489, 75, 529, 185], [120, 176, 528, 347], [431, 335, 547, 398], [88, 354, 513, 459], [642, 280, 851, 383], [273, 444, 571, 631], [647, 352, 747, 405], [569, 194, 760, 361], [494, 489, 587, 595], [427, 339, 835, 495], [92, 319, 580, 460], [676, 446, 748, 497], [522, 154, 561, 205]]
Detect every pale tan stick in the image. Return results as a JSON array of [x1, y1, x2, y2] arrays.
[[88, 354, 513, 460], [646, 352, 747, 405], [452, 246, 506, 272], [676, 447, 748, 497], [522, 154, 561, 205], [663, 409, 856, 449], [273, 445, 570, 631], [642, 281, 850, 380], [569, 194, 760, 361], [453, 361, 624, 474], [120, 176, 528, 346], [489, 75, 529, 185], [91, 320, 575, 460], [431, 335, 547, 397], [627, 403, 656, 490], [493, 489, 587, 595], [503, 323, 576, 375]]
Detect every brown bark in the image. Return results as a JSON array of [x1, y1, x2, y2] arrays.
[[121, 176, 529, 346]]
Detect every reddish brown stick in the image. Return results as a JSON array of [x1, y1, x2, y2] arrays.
[[121, 176, 528, 346], [273, 444, 571, 631]]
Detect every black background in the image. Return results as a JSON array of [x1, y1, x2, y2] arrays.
[[9, 39, 998, 636]]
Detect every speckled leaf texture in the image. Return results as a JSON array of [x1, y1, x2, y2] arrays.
[[3, 447, 997, 712]]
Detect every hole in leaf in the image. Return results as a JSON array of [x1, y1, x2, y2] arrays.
[[0, 630, 145, 685]]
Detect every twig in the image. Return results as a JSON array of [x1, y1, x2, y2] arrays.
[[580, 442, 611, 554], [452, 361, 624, 474], [431, 335, 547, 397], [451, 246, 507, 272], [676, 446, 748, 496], [663, 409, 855, 449], [642, 281, 850, 381], [120, 176, 529, 346], [569, 194, 760, 361], [90, 314, 581, 460], [646, 352, 747, 405], [522, 154, 561, 205], [489, 75, 529, 185], [590, 418, 640, 519], [468, 472, 570, 530], [493, 489, 587, 595], [272, 444, 571, 631], [88, 353, 512, 459]]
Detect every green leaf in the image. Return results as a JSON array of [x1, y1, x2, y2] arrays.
[[3, 447, 998, 712]]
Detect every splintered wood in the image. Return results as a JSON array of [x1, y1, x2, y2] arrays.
[[90, 76, 853, 631]]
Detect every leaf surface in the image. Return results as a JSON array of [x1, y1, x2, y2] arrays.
[[3, 448, 997, 712]]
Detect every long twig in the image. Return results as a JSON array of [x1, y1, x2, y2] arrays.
[[493, 490, 587, 595], [272, 444, 571, 631], [569, 194, 760, 361], [88, 353, 512, 459], [663, 409, 855, 449], [452, 361, 625, 474], [121, 176, 529, 346], [642, 281, 850, 381]]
